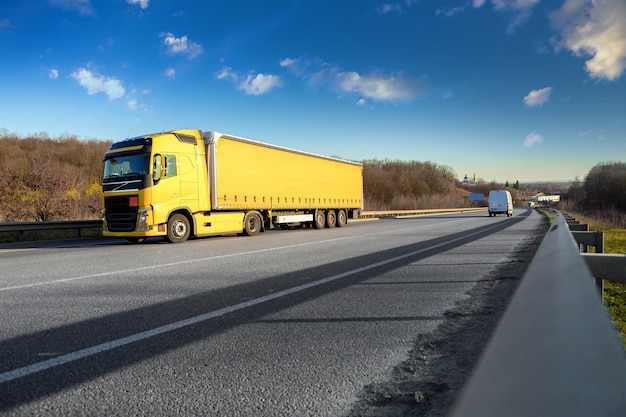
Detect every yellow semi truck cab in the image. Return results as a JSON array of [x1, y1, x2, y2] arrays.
[[102, 130, 363, 243]]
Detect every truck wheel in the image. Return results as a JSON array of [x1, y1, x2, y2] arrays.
[[336, 209, 347, 227], [244, 212, 262, 236], [313, 210, 326, 229], [166, 213, 190, 243], [326, 210, 337, 228]]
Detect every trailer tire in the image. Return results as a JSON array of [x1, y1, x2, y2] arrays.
[[326, 210, 337, 228], [166, 213, 191, 243], [336, 209, 347, 227], [313, 209, 326, 229], [243, 211, 262, 236]]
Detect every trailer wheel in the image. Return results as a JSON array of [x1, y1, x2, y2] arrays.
[[244, 211, 262, 236], [313, 209, 326, 229], [336, 209, 347, 227], [166, 213, 190, 243], [326, 210, 337, 228]]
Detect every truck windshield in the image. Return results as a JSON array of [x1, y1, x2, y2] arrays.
[[103, 154, 150, 179]]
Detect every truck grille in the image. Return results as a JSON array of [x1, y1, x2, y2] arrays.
[[105, 196, 138, 232]]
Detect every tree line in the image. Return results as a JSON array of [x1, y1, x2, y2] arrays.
[[0, 132, 470, 221], [0, 131, 111, 221], [8, 132, 623, 222], [562, 161, 626, 227]]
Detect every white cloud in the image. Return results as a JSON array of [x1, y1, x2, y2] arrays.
[[444, 0, 537, 31], [51, 0, 95, 16], [281, 56, 426, 102], [164, 67, 175, 78], [279, 58, 296, 67], [70, 67, 125, 100], [216, 67, 238, 82], [523, 86, 553, 107], [127, 98, 137, 110], [375, 1, 417, 15], [436, 6, 466, 17], [160, 32, 203, 59], [335, 71, 421, 100], [48, 69, 59, 79], [376, 3, 402, 14], [550, 0, 626, 81], [491, 0, 541, 33], [127, 0, 149, 9], [357, 98, 367, 106], [238, 73, 282, 95], [524, 132, 543, 148], [216, 67, 283, 95]]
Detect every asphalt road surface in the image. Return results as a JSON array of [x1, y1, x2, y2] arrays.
[[0, 208, 545, 416]]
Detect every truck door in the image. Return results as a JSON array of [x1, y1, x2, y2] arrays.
[[151, 154, 181, 225], [179, 154, 199, 209]]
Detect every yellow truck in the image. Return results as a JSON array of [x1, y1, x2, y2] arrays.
[[102, 130, 363, 243]]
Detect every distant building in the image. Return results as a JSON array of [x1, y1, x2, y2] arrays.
[[462, 174, 478, 186], [529, 193, 560, 205]]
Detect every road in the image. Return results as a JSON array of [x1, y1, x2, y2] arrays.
[[0, 208, 545, 416]]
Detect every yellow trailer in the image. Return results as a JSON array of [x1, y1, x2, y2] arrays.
[[102, 130, 363, 243]]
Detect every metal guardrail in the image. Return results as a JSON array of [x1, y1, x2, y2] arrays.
[[359, 207, 486, 218], [565, 213, 626, 291], [0, 208, 486, 240], [450, 210, 626, 417], [0, 220, 102, 240]]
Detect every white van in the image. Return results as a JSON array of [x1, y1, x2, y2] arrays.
[[488, 190, 513, 217]]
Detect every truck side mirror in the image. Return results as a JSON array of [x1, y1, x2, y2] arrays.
[[153, 154, 166, 181]]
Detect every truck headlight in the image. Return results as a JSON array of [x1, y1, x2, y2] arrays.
[[138, 208, 151, 226]]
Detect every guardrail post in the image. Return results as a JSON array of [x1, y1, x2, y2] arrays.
[[571, 225, 605, 295], [568, 223, 589, 232]]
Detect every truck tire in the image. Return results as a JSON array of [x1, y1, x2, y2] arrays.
[[243, 211, 262, 236], [336, 209, 347, 227], [313, 209, 326, 229], [326, 210, 337, 228], [166, 213, 191, 243]]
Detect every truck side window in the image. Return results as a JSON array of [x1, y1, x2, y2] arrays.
[[164, 155, 177, 177]]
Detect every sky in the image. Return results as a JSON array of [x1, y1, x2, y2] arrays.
[[1, 0, 625, 183]]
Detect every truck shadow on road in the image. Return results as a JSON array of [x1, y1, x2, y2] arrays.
[[0, 211, 537, 411]]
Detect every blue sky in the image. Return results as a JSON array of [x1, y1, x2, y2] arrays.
[[1, 0, 625, 182]]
